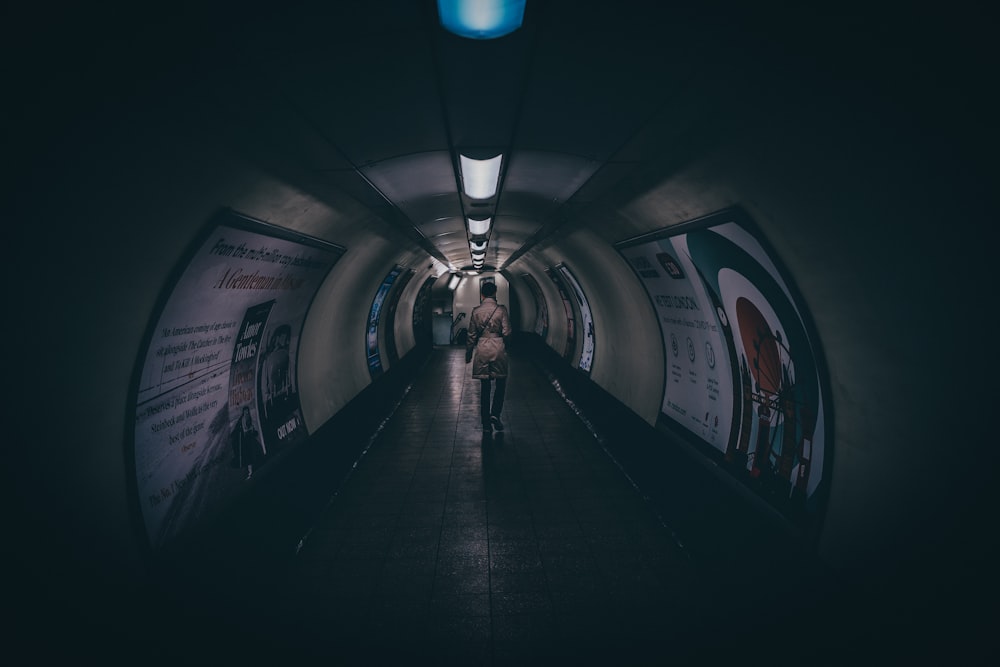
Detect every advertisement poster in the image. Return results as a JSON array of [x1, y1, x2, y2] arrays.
[[131, 210, 344, 549], [556, 264, 595, 374], [521, 273, 549, 340], [367, 266, 403, 378], [617, 208, 829, 515], [545, 267, 576, 363]]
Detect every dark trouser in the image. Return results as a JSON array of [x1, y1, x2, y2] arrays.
[[480, 377, 507, 424]]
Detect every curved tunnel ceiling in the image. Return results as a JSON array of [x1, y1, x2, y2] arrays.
[[12, 1, 989, 276], [269, 1, 682, 272], [34, 0, 702, 274]]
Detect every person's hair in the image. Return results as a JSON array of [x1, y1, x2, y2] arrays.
[[481, 282, 497, 298]]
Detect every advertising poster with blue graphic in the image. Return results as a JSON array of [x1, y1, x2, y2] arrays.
[[617, 209, 829, 515], [366, 266, 403, 378], [131, 210, 344, 550]]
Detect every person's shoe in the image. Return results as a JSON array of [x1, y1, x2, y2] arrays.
[[490, 415, 504, 431]]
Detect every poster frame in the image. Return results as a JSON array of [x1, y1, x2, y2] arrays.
[[520, 272, 549, 341], [615, 206, 835, 534], [545, 266, 578, 365], [124, 207, 345, 559], [554, 262, 595, 375], [366, 265, 410, 379]]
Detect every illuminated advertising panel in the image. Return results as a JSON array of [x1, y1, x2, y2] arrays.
[[130, 209, 344, 550], [367, 266, 404, 378], [556, 264, 595, 374], [617, 208, 830, 517], [521, 273, 549, 340]]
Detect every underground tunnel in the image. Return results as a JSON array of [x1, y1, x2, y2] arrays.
[[6, 0, 996, 663]]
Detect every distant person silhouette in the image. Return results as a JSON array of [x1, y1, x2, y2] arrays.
[[466, 282, 511, 431]]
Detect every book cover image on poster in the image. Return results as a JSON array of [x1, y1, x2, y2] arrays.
[[131, 212, 343, 550], [618, 210, 828, 516]]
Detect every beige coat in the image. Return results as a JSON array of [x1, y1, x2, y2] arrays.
[[466, 297, 511, 379]]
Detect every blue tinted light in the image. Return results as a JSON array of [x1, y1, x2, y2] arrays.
[[438, 0, 526, 40]]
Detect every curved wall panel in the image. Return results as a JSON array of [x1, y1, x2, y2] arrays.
[[544, 266, 578, 364], [393, 267, 439, 358], [513, 271, 549, 340], [519, 258, 571, 357], [10, 108, 434, 602], [129, 209, 346, 549], [298, 247, 430, 431], [555, 263, 595, 374], [617, 207, 832, 523], [518, 229, 665, 424]]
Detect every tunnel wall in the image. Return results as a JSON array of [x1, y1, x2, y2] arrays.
[[10, 25, 993, 645], [513, 233, 666, 425], [297, 242, 431, 434], [511, 90, 993, 602], [10, 109, 436, 603], [506, 270, 539, 337]]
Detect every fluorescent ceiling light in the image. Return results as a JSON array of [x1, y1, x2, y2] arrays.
[[438, 0, 526, 40], [471, 251, 486, 260], [447, 274, 461, 290], [468, 217, 491, 236], [460, 154, 502, 199], [470, 240, 487, 252]]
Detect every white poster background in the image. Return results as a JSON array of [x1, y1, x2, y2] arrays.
[[619, 218, 827, 505], [133, 221, 342, 548], [621, 238, 734, 451]]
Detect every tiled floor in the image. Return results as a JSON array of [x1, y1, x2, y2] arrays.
[[267, 347, 709, 664]]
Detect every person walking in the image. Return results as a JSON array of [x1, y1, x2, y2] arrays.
[[466, 281, 512, 431]]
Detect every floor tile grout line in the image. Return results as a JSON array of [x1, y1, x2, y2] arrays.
[[291, 351, 442, 629], [541, 367, 692, 561], [525, 374, 594, 622], [428, 354, 466, 608], [291, 364, 427, 559], [367, 352, 453, 623]]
